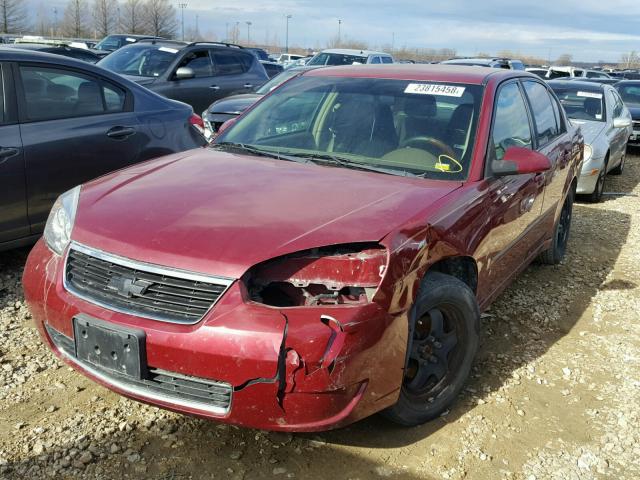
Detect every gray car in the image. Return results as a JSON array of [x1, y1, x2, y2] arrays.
[[549, 80, 632, 202], [98, 40, 269, 114]]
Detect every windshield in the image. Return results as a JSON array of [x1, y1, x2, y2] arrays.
[[95, 35, 124, 51], [256, 69, 305, 94], [215, 76, 483, 180], [98, 44, 177, 77], [616, 84, 640, 106], [551, 87, 605, 122], [308, 53, 368, 66]]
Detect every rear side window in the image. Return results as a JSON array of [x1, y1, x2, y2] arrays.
[[522, 81, 559, 146], [19, 65, 126, 121], [212, 50, 247, 75], [490, 82, 533, 166], [0, 66, 4, 123], [381, 56, 393, 64], [370, 56, 381, 64]]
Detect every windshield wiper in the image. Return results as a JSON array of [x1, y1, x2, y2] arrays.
[[288, 152, 420, 177], [213, 142, 313, 165]]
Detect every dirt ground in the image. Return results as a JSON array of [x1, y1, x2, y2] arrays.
[[1, 153, 640, 480]]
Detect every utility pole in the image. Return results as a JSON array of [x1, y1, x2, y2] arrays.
[[246, 21, 252, 45], [52, 7, 58, 37], [178, 3, 187, 41], [285, 14, 292, 53], [391, 32, 395, 52], [235, 21, 240, 43], [337, 19, 341, 46], [195, 14, 199, 39]]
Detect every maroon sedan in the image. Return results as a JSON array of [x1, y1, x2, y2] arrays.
[[23, 65, 582, 431]]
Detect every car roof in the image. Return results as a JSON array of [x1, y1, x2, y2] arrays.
[[548, 79, 606, 91], [319, 48, 391, 57], [5, 43, 91, 52], [302, 64, 525, 85]]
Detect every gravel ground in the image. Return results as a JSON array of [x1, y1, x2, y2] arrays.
[[1, 153, 640, 480]]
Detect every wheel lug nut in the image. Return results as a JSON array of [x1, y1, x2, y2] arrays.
[[429, 355, 438, 364], [433, 341, 442, 349]]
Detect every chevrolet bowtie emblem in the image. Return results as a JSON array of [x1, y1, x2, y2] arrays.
[[106, 276, 153, 298]]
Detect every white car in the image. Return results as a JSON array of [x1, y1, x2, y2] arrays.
[[549, 80, 632, 202], [546, 66, 611, 80], [307, 48, 394, 66]]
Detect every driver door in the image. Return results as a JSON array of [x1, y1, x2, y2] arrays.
[[477, 81, 547, 302]]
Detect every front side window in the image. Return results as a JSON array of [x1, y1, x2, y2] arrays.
[[370, 56, 381, 64], [489, 82, 533, 167], [19, 66, 126, 121], [523, 81, 559, 145], [177, 50, 213, 78], [381, 56, 393, 64], [216, 77, 483, 180]]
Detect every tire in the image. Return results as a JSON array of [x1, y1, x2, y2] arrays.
[[538, 187, 574, 265], [610, 154, 625, 175], [382, 271, 480, 427], [587, 156, 608, 203]]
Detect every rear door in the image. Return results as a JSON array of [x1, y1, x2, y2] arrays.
[[607, 88, 628, 166], [210, 49, 263, 108], [0, 62, 28, 243], [16, 62, 144, 233]]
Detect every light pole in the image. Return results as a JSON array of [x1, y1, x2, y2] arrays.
[[285, 14, 292, 53], [178, 3, 187, 41], [246, 21, 252, 45], [235, 21, 240, 43], [338, 19, 342, 46]]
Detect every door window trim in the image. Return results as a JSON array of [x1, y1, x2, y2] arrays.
[[14, 62, 133, 124]]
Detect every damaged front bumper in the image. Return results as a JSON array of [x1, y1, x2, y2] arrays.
[[23, 240, 407, 431]]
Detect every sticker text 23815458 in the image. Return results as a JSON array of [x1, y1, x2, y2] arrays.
[[404, 83, 466, 97]]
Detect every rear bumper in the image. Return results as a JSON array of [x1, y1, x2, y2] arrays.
[[23, 239, 406, 431]]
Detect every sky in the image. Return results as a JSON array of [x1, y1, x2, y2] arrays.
[[41, 0, 640, 62]]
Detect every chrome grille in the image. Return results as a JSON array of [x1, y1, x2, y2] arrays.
[[64, 243, 232, 324]]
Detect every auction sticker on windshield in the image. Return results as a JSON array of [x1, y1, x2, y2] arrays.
[[405, 83, 466, 97], [577, 91, 603, 99], [158, 47, 179, 54]]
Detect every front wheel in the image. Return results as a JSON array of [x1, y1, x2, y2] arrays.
[[382, 271, 479, 427], [538, 188, 574, 265]]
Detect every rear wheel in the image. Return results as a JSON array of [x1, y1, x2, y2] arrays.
[[382, 271, 479, 427], [539, 188, 574, 265]]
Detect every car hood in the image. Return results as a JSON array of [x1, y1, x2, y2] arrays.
[[72, 149, 460, 279], [627, 105, 640, 120], [205, 94, 262, 116], [569, 119, 605, 144]]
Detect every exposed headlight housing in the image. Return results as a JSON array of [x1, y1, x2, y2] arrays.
[[245, 243, 387, 307], [43, 186, 81, 256], [584, 144, 593, 162]]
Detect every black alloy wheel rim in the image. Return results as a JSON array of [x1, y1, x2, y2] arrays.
[[405, 306, 462, 397], [556, 194, 572, 255]]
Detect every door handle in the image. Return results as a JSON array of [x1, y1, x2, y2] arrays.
[[243, 84, 254, 88], [106, 127, 136, 139], [209, 85, 221, 90]]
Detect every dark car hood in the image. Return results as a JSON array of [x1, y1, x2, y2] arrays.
[[120, 74, 157, 86], [206, 94, 262, 115], [627, 105, 640, 120], [73, 149, 460, 278]]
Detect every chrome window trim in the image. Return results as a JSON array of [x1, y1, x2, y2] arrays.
[[63, 241, 235, 324], [55, 342, 232, 416]]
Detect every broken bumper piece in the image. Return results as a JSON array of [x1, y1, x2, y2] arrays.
[[23, 240, 407, 431]]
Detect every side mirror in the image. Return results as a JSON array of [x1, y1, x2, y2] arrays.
[[175, 67, 195, 80], [216, 117, 237, 136], [492, 146, 552, 176], [613, 117, 632, 128]]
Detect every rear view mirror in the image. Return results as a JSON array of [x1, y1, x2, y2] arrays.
[[613, 117, 632, 128], [175, 67, 195, 80], [493, 147, 552, 176]]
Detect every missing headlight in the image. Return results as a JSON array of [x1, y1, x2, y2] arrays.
[[245, 243, 387, 307]]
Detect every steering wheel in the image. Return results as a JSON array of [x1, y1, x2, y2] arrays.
[[400, 136, 456, 159]]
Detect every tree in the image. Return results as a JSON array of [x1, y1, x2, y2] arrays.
[[144, 0, 177, 38], [620, 51, 640, 69], [0, 0, 28, 34], [556, 53, 573, 66], [61, 0, 90, 38], [93, 0, 118, 37], [120, 0, 146, 34]]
